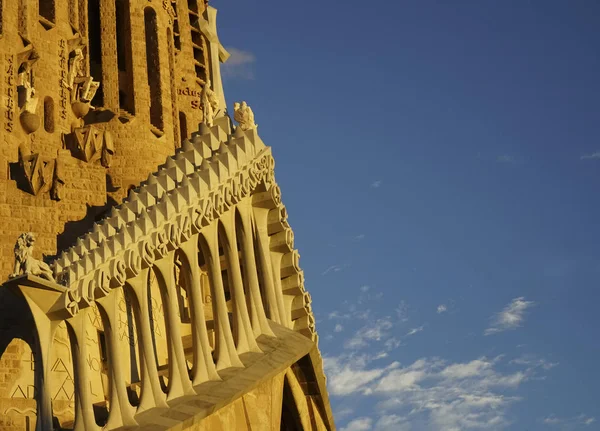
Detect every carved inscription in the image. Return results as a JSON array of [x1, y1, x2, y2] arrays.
[[4, 54, 15, 132], [62, 153, 276, 301], [58, 39, 69, 120]]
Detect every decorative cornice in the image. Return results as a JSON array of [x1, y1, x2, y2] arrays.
[[48, 119, 317, 341]]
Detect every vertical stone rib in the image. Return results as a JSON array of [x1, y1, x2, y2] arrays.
[[67, 311, 101, 431], [178, 238, 221, 386], [126, 270, 168, 414], [270, 251, 293, 328], [96, 290, 137, 429], [219, 211, 261, 354], [153, 253, 196, 401], [252, 206, 285, 324], [200, 222, 243, 370], [237, 204, 275, 338]]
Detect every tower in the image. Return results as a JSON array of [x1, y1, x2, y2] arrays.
[[0, 1, 335, 429]]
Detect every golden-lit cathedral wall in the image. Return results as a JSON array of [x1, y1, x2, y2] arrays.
[[0, 0, 221, 281]]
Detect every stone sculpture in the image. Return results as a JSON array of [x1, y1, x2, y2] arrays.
[[200, 79, 219, 127], [9, 232, 55, 281], [18, 144, 55, 196], [65, 126, 115, 168], [51, 154, 66, 201], [17, 53, 40, 115], [64, 47, 100, 104], [234, 101, 257, 131]]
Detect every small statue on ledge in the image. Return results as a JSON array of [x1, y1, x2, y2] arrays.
[[234, 101, 257, 131], [9, 233, 55, 282], [64, 48, 100, 104], [200, 79, 219, 127]]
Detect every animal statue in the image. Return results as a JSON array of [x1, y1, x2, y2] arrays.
[[9, 232, 55, 281]]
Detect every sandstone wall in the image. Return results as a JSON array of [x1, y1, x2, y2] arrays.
[[0, 0, 216, 281]]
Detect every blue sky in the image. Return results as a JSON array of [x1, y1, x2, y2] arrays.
[[217, 1, 600, 430]]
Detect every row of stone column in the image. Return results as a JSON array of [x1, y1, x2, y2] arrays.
[[39, 197, 294, 430]]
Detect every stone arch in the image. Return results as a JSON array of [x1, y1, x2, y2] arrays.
[[0, 338, 37, 431], [43, 96, 54, 133], [144, 6, 163, 131], [280, 375, 304, 431]]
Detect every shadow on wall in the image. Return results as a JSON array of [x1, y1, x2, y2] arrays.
[[0, 289, 36, 357], [55, 174, 120, 253]]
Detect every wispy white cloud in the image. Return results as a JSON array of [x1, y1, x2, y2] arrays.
[[322, 264, 349, 276], [485, 297, 535, 335], [340, 417, 373, 431], [396, 301, 410, 323], [371, 180, 383, 188], [509, 354, 559, 371], [334, 324, 344, 333], [354, 234, 366, 241], [496, 155, 516, 163], [325, 353, 543, 430], [222, 47, 256, 80], [542, 413, 596, 428], [345, 317, 394, 349], [437, 304, 447, 314], [360, 285, 371, 293], [405, 326, 424, 337], [580, 152, 600, 160]]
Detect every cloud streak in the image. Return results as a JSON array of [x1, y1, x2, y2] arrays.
[[325, 353, 546, 430], [222, 47, 256, 80], [485, 297, 535, 335], [580, 152, 600, 160]]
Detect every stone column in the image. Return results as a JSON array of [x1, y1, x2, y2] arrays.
[[67, 310, 101, 431], [153, 253, 196, 401], [126, 269, 169, 414], [237, 203, 275, 337], [219, 210, 261, 353], [178, 238, 221, 386], [96, 289, 138, 429], [200, 221, 244, 370], [252, 206, 287, 324]]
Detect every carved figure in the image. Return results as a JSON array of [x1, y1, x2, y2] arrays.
[[9, 233, 55, 281], [200, 79, 219, 127], [233, 101, 257, 131], [17, 59, 39, 114], [51, 155, 66, 201], [64, 48, 100, 104]]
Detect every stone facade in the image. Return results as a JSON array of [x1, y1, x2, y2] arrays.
[[0, 1, 334, 430]]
